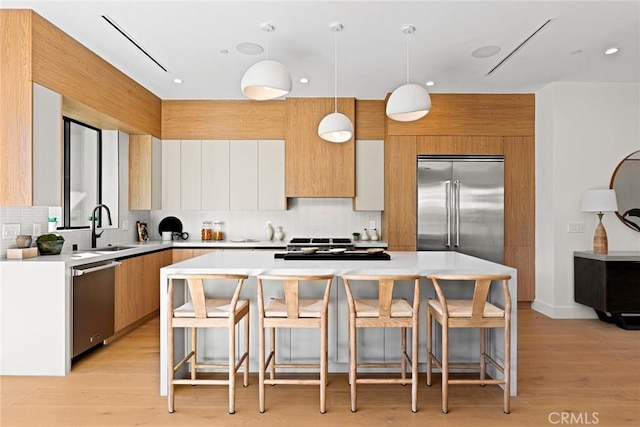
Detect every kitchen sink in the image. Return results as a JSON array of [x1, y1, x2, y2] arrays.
[[92, 245, 134, 252]]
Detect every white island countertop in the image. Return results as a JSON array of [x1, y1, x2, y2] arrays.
[[160, 250, 518, 396]]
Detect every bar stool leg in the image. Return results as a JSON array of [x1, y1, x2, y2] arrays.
[[480, 327, 486, 386], [229, 320, 236, 414], [504, 319, 511, 414], [270, 327, 276, 381], [412, 315, 418, 413], [190, 327, 197, 380], [259, 318, 265, 413], [167, 318, 175, 413], [401, 326, 407, 385], [320, 314, 327, 414], [426, 308, 432, 386], [350, 318, 357, 412], [244, 311, 250, 387], [442, 322, 449, 414]]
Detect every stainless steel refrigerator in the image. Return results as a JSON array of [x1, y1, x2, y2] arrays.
[[417, 155, 504, 263]]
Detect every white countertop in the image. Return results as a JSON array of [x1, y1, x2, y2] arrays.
[[162, 249, 515, 277]]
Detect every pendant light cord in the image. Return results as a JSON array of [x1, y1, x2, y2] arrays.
[[405, 29, 410, 84], [334, 28, 338, 112]]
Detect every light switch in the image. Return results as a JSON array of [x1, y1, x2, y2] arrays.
[[567, 222, 586, 233], [2, 223, 20, 239]]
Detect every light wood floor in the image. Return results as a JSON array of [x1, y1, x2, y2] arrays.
[[2, 306, 639, 427]]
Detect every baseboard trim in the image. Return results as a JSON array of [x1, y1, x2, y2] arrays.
[[531, 299, 598, 319], [105, 309, 160, 344]]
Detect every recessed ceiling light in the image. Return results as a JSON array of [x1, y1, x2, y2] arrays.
[[299, 77, 309, 84], [426, 81, 435, 87], [220, 49, 229, 55], [571, 49, 583, 55], [173, 78, 183, 84], [471, 45, 501, 59], [236, 42, 264, 56], [604, 47, 619, 55]]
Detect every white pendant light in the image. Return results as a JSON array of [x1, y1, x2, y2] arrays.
[[386, 25, 431, 122], [241, 23, 292, 101], [318, 23, 353, 143]]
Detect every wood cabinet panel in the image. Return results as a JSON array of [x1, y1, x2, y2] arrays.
[[172, 248, 217, 263], [382, 136, 416, 249], [201, 140, 230, 210], [504, 245, 534, 301], [285, 98, 355, 197], [387, 94, 534, 137], [417, 135, 503, 155], [355, 100, 385, 140], [30, 12, 161, 137], [115, 250, 172, 333], [128, 135, 152, 210], [162, 100, 286, 140], [504, 136, 535, 247], [0, 10, 33, 206]]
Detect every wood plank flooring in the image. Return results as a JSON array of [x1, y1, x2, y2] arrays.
[[1, 306, 639, 426]]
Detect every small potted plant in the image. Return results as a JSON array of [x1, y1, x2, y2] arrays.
[[352, 232, 361, 241], [36, 233, 65, 255]]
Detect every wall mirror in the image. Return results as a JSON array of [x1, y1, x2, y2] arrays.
[[610, 149, 640, 232], [62, 118, 119, 229]]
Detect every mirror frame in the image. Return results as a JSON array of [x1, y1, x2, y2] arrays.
[[610, 149, 640, 232]]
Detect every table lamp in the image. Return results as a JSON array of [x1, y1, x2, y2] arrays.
[[581, 189, 618, 254]]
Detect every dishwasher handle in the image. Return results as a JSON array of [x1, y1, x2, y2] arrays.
[[72, 261, 122, 276]]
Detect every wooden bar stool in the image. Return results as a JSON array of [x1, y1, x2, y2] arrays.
[[341, 274, 421, 413], [256, 274, 334, 414], [426, 273, 512, 414], [167, 274, 250, 414]]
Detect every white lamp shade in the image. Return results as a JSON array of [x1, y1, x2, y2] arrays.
[[386, 83, 431, 122], [581, 189, 618, 212], [318, 112, 353, 143], [240, 60, 292, 101]]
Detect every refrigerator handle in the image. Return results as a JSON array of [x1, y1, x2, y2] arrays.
[[454, 180, 461, 247], [445, 180, 452, 248]]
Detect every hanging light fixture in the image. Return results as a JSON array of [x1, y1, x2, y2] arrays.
[[386, 25, 431, 122], [318, 23, 353, 143], [241, 23, 292, 101]]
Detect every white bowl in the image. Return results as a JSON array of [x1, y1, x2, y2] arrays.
[[302, 247, 319, 254], [329, 248, 346, 254], [367, 248, 384, 254]]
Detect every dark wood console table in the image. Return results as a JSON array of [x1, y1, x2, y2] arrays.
[[574, 251, 640, 330]]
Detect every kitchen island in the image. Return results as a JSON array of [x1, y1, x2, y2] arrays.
[[160, 250, 518, 396]]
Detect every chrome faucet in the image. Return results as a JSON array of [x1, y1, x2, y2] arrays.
[[91, 204, 112, 248]]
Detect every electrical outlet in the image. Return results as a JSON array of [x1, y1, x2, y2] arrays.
[[2, 223, 20, 239], [567, 222, 586, 233], [33, 223, 41, 236], [122, 220, 129, 231], [370, 221, 376, 229]]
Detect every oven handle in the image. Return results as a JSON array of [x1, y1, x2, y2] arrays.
[[72, 261, 121, 276]]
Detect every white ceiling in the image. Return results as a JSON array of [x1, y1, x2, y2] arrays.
[[4, 0, 639, 100]]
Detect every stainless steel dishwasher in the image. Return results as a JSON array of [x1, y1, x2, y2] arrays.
[[72, 260, 121, 358]]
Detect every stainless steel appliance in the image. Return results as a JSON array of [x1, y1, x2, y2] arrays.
[[417, 155, 504, 263], [72, 260, 121, 358], [286, 237, 354, 252]]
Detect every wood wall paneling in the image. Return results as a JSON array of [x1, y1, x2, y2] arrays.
[[505, 245, 534, 301], [504, 136, 535, 247], [30, 12, 161, 137], [285, 98, 355, 197], [0, 10, 33, 206], [388, 94, 535, 137], [355, 100, 386, 140], [162, 100, 286, 140], [382, 136, 416, 249]]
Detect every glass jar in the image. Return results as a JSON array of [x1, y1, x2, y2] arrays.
[[201, 221, 212, 241], [213, 221, 225, 241]]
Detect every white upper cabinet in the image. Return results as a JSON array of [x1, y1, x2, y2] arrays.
[[230, 140, 258, 210], [354, 140, 384, 211], [33, 83, 62, 207], [151, 136, 162, 210], [180, 140, 202, 210], [201, 140, 230, 210], [258, 140, 286, 210], [161, 139, 181, 210]]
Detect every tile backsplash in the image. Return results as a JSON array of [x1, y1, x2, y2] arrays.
[[0, 200, 381, 258]]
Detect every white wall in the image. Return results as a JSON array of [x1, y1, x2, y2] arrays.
[[534, 82, 640, 318]]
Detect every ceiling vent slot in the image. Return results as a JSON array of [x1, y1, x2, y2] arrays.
[[101, 14, 168, 73], [486, 19, 553, 77]]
